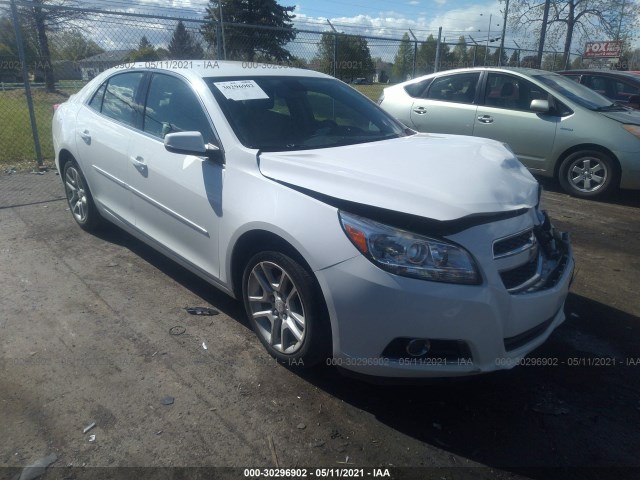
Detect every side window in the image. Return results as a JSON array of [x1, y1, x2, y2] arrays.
[[426, 73, 480, 103], [88, 83, 106, 112], [563, 75, 581, 83], [144, 74, 215, 144], [586, 76, 611, 97], [102, 72, 145, 128], [484, 73, 548, 111], [613, 80, 640, 102], [404, 78, 432, 98]]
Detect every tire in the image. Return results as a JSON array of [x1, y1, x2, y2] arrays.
[[62, 159, 103, 231], [242, 251, 331, 368], [558, 150, 617, 199]]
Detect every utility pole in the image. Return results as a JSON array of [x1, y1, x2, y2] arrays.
[[469, 35, 479, 67], [499, 0, 509, 66], [484, 14, 492, 65], [218, 1, 226, 60], [327, 20, 337, 78], [434, 27, 442, 73], [537, 0, 551, 69], [409, 29, 418, 78]]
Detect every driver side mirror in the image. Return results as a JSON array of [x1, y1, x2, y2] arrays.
[[164, 132, 224, 164], [530, 99, 550, 113]]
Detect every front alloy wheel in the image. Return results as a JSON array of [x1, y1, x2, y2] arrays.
[[242, 251, 330, 367], [247, 260, 307, 354]]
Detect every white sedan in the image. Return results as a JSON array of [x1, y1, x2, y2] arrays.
[[52, 61, 573, 378]]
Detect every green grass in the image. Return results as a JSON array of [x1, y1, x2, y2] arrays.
[[0, 82, 391, 169], [352, 83, 388, 102], [0, 87, 79, 168]]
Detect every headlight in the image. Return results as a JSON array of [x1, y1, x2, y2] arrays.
[[339, 211, 480, 285], [623, 124, 640, 139]]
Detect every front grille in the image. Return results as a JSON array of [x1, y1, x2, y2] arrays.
[[493, 229, 534, 258], [504, 315, 555, 351], [500, 256, 539, 290]]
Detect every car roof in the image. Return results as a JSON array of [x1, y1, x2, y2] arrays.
[[106, 60, 331, 80], [557, 70, 640, 81], [395, 67, 558, 86]]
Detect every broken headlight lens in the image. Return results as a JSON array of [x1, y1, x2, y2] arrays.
[[339, 211, 480, 285]]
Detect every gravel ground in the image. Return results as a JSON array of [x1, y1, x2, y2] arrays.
[[0, 171, 639, 480]]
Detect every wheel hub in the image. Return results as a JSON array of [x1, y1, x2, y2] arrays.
[[274, 295, 286, 317]]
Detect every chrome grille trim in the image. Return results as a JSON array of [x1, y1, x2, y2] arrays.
[[493, 228, 536, 259]]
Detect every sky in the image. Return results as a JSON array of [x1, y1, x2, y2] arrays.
[[92, 0, 522, 48], [85, 0, 633, 53]]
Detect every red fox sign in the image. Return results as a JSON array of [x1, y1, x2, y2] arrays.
[[584, 41, 622, 58]]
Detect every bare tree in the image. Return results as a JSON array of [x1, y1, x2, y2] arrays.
[[507, 0, 639, 69], [13, 0, 83, 92]]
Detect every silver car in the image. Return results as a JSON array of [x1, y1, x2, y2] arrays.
[[379, 67, 640, 198]]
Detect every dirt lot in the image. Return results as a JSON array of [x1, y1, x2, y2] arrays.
[[0, 172, 639, 480]]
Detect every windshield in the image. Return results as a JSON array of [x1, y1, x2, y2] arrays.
[[206, 76, 409, 151], [532, 73, 614, 110]]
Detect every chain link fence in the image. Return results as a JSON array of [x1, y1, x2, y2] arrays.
[[0, 0, 604, 170]]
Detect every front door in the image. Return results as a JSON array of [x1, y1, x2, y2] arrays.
[[127, 73, 223, 278], [473, 72, 558, 172]]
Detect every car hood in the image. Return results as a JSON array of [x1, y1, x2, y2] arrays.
[[258, 133, 538, 221], [600, 109, 640, 125]]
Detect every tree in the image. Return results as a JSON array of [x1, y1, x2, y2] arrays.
[[0, 15, 39, 65], [313, 33, 374, 81], [452, 35, 469, 67], [392, 33, 414, 82], [416, 34, 436, 74], [14, 0, 84, 92], [202, 0, 296, 61], [507, 0, 640, 68], [126, 36, 160, 62], [542, 52, 564, 70], [168, 21, 204, 59], [51, 30, 103, 61], [508, 49, 520, 66]]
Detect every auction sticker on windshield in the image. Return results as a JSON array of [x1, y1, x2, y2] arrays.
[[214, 80, 269, 101]]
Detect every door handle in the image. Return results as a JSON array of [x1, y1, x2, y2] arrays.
[[79, 129, 91, 144], [130, 156, 147, 170], [477, 115, 494, 124], [413, 106, 427, 114]]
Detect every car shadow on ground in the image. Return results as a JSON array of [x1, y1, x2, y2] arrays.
[[94, 227, 639, 479], [92, 226, 249, 328], [537, 177, 640, 208]]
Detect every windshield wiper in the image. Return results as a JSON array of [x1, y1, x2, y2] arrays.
[[595, 104, 627, 112]]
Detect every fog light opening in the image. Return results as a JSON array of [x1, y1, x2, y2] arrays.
[[406, 339, 431, 357]]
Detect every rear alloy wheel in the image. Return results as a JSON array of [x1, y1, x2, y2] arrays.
[[63, 159, 103, 231], [242, 251, 330, 368], [558, 150, 617, 198]]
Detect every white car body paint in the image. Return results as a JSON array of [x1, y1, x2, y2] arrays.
[[53, 61, 574, 378]]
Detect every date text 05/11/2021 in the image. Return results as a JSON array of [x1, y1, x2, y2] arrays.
[[243, 468, 391, 478]]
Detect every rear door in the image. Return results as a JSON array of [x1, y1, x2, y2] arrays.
[[409, 71, 480, 135], [74, 72, 145, 225], [126, 72, 223, 278], [473, 72, 558, 172]]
